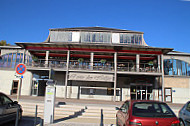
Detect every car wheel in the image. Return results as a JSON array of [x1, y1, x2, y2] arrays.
[[180, 119, 185, 126]]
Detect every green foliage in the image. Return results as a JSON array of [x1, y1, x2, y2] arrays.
[[0, 40, 10, 46], [100, 59, 106, 64], [78, 58, 84, 63], [32, 56, 38, 62]]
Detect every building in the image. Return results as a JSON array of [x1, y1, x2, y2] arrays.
[[0, 27, 190, 103]]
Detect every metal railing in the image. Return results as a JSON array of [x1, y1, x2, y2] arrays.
[[2, 59, 160, 73]]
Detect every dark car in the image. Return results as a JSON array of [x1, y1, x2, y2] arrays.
[[178, 101, 190, 126], [0, 92, 22, 125], [116, 100, 180, 126]]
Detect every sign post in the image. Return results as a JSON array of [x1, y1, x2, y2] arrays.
[[15, 63, 26, 102]]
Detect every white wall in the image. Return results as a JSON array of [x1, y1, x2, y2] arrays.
[[0, 70, 32, 95]]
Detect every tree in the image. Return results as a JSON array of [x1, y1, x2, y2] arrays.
[[0, 40, 10, 46]]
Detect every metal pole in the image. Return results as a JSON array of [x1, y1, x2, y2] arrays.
[[15, 108, 19, 126], [113, 52, 117, 102], [34, 105, 38, 126], [100, 109, 104, 126], [17, 77, 22, 102]]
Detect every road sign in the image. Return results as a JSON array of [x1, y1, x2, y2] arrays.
[[16, 63, 26, 75]]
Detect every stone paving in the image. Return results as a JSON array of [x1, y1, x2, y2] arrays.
[[8, 95, 185, 126]]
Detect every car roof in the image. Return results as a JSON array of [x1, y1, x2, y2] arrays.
[[125, 100, 165, 104]]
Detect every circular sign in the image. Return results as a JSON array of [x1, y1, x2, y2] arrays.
[[16, 63, 26, 75]]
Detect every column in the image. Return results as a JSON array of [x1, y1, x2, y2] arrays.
[[136, 54, 140, 72], [157, 55, 161, 72], [113, 52, 117, 102], [22, 49, 26, 64], [161, 54, 165, 102], [64, 50, 70, 99], [45, 51, 49, 67], [90, 52, 94, 70]]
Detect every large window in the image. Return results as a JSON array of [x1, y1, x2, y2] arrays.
[[81, 32, 111, 43], [50, 31, 72, 42], [164, 59, 190, 76], [120, 33, 142, 45], [0, 53, 32, 68]]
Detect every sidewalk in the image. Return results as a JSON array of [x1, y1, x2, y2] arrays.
[[9, 95, 123, 107]]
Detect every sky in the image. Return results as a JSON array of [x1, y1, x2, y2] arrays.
[[0, 0, 190, 52]]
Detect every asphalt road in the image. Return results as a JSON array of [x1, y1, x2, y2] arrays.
[[0, 116, 41, 126]]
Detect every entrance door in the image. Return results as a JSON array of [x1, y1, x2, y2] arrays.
[[11, 81, 19, 95], [130, 85, 152, 100], [31, 80, 38, 96]]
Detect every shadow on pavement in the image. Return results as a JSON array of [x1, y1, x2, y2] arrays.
[[0, 116, 42, 126], [54, 107, 86, 124]]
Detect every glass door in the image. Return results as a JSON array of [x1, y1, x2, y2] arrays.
[[130, 85, 152, 100], [31, 80, 38, 96]]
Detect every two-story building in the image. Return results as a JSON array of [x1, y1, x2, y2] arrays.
[[0, 27, 189, 103]]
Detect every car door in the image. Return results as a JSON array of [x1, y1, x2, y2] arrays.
[[1, 94, 18, 122], [0, 95, 7, 124], [184, 102, 190, 125], [117, 101, 129, 126]]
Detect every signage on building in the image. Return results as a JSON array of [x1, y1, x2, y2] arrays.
[[16, 63, 26, 75], [68, 72, 114, 82]]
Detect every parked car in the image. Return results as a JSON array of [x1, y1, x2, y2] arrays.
[[178, 101, 190, 126], [116, 100, 180, 126], [0, 92, 22, 125]]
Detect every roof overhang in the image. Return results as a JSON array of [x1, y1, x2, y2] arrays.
[[15, 42, 173, 55]]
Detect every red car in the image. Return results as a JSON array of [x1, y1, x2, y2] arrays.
[[116, 100, 180, 126]]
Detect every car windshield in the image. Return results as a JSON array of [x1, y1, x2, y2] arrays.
[[132, 102, 175, 118]]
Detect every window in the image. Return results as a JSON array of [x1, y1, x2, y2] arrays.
[[0, 94, 13, 105], [50, 31, 72, 42], [164, 59, 190, 76], [132, 102, 175, 117], [120, 33, 142, 45], [186, 102, 190, 112], [120, 101, 129, 113], [81, 32, 111, 43]]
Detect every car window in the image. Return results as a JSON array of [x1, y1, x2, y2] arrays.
[[186, 102, 190, 112], [0, 94, 13, 105], [132, 102, 175, 118], [120, 101, 129, 113]]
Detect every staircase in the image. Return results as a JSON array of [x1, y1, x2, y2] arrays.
[[19, 101, 117, 125]]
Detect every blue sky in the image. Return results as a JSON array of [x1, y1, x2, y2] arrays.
[[0, 0, 190, 52]]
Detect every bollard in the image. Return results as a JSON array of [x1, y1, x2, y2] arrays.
[[15, 108, 19, 126], [34, 105, 38, 126], [100, 109, 104, 126]]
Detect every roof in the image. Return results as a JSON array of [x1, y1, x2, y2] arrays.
[[15, 42, 173, 54], [167, 51, 190, 56], [0, 45, 22, 49], [49, 26, 144, 34]]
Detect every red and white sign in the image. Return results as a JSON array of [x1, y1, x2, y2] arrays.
[[16, 63, 26, 75]]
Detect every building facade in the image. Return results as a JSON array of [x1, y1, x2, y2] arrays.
[[0, 27, 190, 103]]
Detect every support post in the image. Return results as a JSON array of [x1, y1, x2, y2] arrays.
[[161, 54, 165, 102], [45, 51, 49, 67], [113, 52, 117, 102], [158, 55, 161, 72], [136, 54, 140, 72], [90, 52, 94, 70], [22, 49, 26, 64], [64, 50, 70, 99]]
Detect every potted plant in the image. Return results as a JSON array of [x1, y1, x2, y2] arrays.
[[78, 58, 84, 63], [100, 59, 106, 64]]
